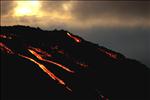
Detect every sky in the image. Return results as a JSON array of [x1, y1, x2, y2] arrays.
[[1, 0, 150, 67]]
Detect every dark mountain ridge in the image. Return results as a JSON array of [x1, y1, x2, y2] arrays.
[[1, 25, 149, 100]]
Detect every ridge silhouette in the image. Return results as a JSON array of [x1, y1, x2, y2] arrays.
[[1, 25, 149, 100]]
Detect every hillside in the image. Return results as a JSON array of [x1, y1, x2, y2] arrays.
[[1, 25, 149, 100]]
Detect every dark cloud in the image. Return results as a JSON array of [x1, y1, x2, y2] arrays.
[[1, 1, 150, 28], [40, 1, 150, 28], [71, 1, 150, 21]]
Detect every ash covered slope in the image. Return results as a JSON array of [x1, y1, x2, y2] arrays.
[[1, 25, 149, 100]]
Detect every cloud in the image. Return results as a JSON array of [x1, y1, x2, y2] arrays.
[[1, 1, 150, 29], [1, 1, 16, 16], [68, 1, 150, 28], [71, 1, 150, 19]]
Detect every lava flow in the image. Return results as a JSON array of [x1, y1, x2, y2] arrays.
[[99, 48, 117, 59], [18, 54, 65, 85], [29, 47, 52, 57], [67, 32, 81, 43], [1, 26, 148, 100], [28, 48, 74, 73], [0, 42, 14, 54]]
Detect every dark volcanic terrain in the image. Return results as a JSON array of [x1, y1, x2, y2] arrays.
[[1, 25, 149, 100]]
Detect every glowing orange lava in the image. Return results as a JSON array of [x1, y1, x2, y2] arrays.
[[0, 42, 14, 54], [99, 49, 117, 59], [28, 49, 74, 73], [67, 33, 81, 43], [18, 54, 65, 85], [29, 47, 52, 57], [76, 62, 88, 68], [105, 51, 117, 59]]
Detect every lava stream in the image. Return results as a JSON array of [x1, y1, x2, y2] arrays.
[[99, 48, 117, 59], [28, 49, 74, 73], [67, 32, 81, 43], [18, 54, 65, 85], [29, 47, 52, 57], [0, 42, 14, 54]]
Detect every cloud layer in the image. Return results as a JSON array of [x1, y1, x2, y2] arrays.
[[1, 1, 150, 29]]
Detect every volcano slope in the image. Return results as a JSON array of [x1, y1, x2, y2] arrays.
[[1, 25, 149, 100]]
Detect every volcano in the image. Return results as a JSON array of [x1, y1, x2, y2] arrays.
[[1, 25, 149, 100]]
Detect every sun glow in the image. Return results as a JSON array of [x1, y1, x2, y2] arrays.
[[14, 0, 42, 17]]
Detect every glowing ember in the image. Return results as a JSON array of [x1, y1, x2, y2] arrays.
[[18, 54, 65, 85], [105, 51, 117, 59], [66, 86, 72, 92], [96, 90, 109, 100], [67, 32, 81, 43], [0, 42, 14, 54], [76, 62, 88, 68], [0, 34, 7, 38], [99, 48, 117, 59], [57, 50, 65, 54], [99, 95, 109, 100], [0, 34, 12, 39], [28, 49, 74, 73], [29, 47, 52, 57]]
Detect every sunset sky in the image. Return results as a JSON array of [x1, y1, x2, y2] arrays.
[[1, 0, 150, 67]]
